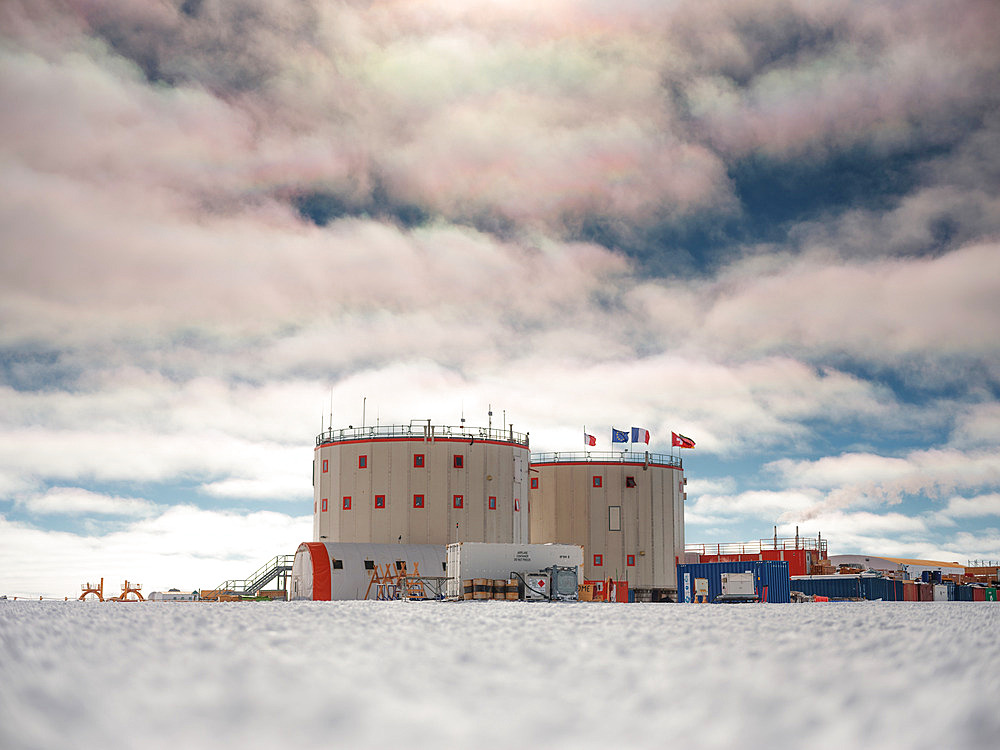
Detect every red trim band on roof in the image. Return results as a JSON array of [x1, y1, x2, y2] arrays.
[[303, 542, 331, 601], [530, 460, 682, 470], [316, 437, 529, 451]]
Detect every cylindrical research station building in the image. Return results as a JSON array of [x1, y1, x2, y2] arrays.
[[529, 451, 686, 600], [313, 422, 530, 546]]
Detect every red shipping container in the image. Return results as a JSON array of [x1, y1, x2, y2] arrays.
[[973, 587, 986, 602], [917, 582, 934, 601], [698, 549, 811, 576], [902, 581, 918, 601]]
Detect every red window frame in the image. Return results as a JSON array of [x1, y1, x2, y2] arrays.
[[530, 477, 538, 489], [375, 495, 385, 509], [413, 494, 424, 508], [358, 455, 367, 469], [321, 498, 328, 512], [322, 459, 328, 473], [592, 476, 602, 488], [593, 554, 603, 567], [626, 555, 636, 567], [453, 454, 464, 469], [453, 494, 464, 509], [514, 498, 520, 512], [488, 496, 497, 510], [413, 454, 425, 468], [342, 496, 352, 510]]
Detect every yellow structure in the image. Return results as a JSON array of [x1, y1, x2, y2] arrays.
[[108, 580, 144, 602], [79, 578, 104, 601]]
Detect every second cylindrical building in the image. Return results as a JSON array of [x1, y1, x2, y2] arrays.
[[529, 451, 685, 600]]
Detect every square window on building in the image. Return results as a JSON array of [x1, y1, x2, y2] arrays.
[[453, 494, 464, 509], [530, 477, 538, 489], [342, 496, 352, 510], [413, 454, 425, 468], [321, 498, 328, 512], [358, 455, 367, 469], [453, 455, 464, 469], [609, 505, 622, 532], [322, 459, 329, 473], [332, 559, 344, 570], [593, 554, 603, 567], [626, 476, 636, 488], [514, 498, 521, 512], [627, 555, 636, 567], [488, 496, 497, 510], [364, 560, 375, 571], [413, 494, 424, 508], [375, 495, 385, 509], [592, 476, 602, 488]]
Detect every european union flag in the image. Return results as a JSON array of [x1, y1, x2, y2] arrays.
[[611, 428, 629, 443]]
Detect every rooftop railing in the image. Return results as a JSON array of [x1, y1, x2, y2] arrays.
[[530, 451, 682, 469], [316, 423, 529, 447], [686, 537, 829, 555]]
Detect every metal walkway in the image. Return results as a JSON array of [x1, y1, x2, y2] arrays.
[[203, 555, 294, 600]]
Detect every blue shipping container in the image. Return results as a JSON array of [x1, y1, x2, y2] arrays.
[[861, 577, 908, 601], [955, 585, 974, 602], [790, 576, 862, 599], [677, 561, 790, 604]]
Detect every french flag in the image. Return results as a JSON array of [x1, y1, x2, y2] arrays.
[[584, 432, 597, 446], [631, 427, 650, 444]]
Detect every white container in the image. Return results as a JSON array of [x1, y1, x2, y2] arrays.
[[721, 572, 755, 598], [522, 572, 550, 600], [446, 542, 583, 599], [933, 584, 950, 601]]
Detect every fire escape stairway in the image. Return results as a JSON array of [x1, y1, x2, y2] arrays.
[[210, 555, 294, 598]]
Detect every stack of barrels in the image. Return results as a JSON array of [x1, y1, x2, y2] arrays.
[[462, 578, 520, 600]]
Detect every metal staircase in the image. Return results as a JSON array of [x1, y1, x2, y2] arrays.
[[204, 555, 294, 600]]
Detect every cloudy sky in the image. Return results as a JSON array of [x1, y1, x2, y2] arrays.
[[2, 0, 999, 597]]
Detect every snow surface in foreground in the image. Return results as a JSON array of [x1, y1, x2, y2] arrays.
[[1, 601, 998, 750]]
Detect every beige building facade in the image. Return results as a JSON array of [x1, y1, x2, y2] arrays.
[[313, 423, 530, 546], [529, 452, 685, 600]]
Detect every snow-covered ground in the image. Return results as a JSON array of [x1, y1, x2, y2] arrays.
[[1, 600, 998, 750]]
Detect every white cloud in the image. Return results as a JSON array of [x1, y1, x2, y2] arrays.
[[699, 242, 1000, 360], [17, 487, 158, 517], [685, 477, 738, 496], [767, 448, 1000, 510], [950, 403, 1000, 451], [689, 489, 821, 521], [775, 510, 932, 558], [0, 425, 312, 502], [925, 493, 1000, 528]]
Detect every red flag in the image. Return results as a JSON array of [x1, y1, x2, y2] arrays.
[[671, 432, 695, 448], [584, 432, 597, 446]]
